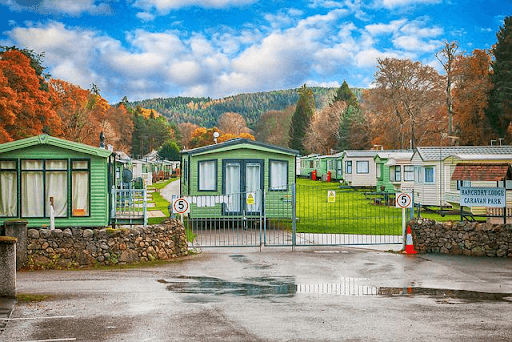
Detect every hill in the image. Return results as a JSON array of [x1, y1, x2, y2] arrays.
[[129, 87, 364, 129]]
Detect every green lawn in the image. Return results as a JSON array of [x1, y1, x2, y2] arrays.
[[294, 179, 475, 234], [295, 179, 403, 235]]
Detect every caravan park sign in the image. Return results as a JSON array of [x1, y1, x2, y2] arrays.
[[460, 187, 506, 207]]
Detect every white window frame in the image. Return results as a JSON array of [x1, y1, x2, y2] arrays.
[[404, 165, 414, 182], [356, 161, 369, 174], [376, 163, 382, 180]]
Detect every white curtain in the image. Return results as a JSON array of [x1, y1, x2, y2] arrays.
[[225, 163, 240, 212], [0, 171, 16, 216], [199, 161, 216, 190], [72, 171, 89, 216], [21, 160, 43, 217], [270, 161, 287, 190], [45, 160, 68, 217], [245, 163, 261, 212]]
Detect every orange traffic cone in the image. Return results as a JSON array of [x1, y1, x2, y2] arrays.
[[404, 225, 417, 254]]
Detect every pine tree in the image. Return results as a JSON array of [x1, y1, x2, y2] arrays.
[[289, 84, 315, 154], [332, 80, 357, 107], [486, 16, 512, 140]]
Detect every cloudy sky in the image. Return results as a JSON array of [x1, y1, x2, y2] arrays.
[[1, 0, 510, 103]]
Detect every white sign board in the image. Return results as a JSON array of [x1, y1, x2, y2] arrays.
[[396, 193, 412, 208], [173, 198, 190, 214], [327, 190, 336, 203], [460, 187, 506, 208]]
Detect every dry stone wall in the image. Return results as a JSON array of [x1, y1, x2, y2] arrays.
[[24, 218, 189, 270], [410, 218, 512, 257]]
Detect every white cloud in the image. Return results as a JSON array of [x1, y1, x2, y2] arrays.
[[365, 19, 407, 36], [393, 35, 441, 52], [136, 11, 156, 21], [0, 0, 112, 16], [133, 0, 257, 13], [377, 0, 442, 9]]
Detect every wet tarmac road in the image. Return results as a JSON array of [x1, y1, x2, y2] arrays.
[[2, 246, 512, 341]]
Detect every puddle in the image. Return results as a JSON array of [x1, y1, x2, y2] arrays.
[[159, 276, 512, 303], [296, 279, 512, 303], [159, 276, 296, 298]]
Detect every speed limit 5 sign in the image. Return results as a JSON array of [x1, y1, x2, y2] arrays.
[[173, 198, 190, 214], [396, 193, 412, 208]]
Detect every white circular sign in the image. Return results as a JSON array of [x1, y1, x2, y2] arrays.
[[173, 198, 189, 214], [396, 193, 412, 209]]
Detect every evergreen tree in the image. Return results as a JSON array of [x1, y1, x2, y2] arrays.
[[486, 16, 512, 140], [158, 140, 181, 161], [289, 84, 315, 154], [332, 80, 357, 107], [333, 81, 360, 150]]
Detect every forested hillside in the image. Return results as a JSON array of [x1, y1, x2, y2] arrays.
[[129, 87, 364, 128]]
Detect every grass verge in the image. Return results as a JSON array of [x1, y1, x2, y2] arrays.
[[16, 294, 51, 302]]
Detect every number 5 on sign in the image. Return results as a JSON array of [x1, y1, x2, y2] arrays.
[[396, 193, 412, 208], [173, 198, 190, 214]]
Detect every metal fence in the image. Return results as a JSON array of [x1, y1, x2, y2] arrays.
[[183, 184, 403, 248], [111, 187, 148, 226]]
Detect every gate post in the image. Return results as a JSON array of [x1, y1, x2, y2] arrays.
[[292, 184, 296, 250]]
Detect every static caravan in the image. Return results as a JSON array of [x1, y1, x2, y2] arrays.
[[342, 150, 379, 187], [180, 138, 299, 220], [132, 159, 152, 186], [374, 151, 414, 193], [0, 134, 114, 228], [411, 146, 512, 208], [299, 154, 319, 178]]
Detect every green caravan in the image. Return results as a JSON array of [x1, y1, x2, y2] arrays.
[[299, 154, 319, 178], [180, 138, 299, 220], [0, 134, 114, 228]]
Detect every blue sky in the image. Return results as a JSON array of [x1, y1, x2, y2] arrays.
[[1, 0, 510, 104]]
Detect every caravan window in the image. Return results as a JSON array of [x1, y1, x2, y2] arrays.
[[345, 161, 352, 174], [404, 165, 414, 181], [424, 166, 435, 184], [391, 165, 401, 182], [0, 160, 17, 217], [198, 160, 217, 191], [356, 161, 369, 174], [269, 160, 288, 190]]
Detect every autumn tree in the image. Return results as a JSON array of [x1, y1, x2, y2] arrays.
[[452, 49, 493, 145], [255, 106, 295, 147], [289, 84, 315, 154], [371, 58, 444, 149], [49, 79, 97, 144], [178, 122, 200, 148], [0, 48, 62, 141], [486, 15, 512, 141], [188, 127, 220, 148], [217, 112, 250, 135], [304, 101, 346, 154]]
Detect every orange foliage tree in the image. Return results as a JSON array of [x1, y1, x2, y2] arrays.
[[0, 49, 62, 142], [188, 127, 255, 148], [452, 49, 493, 145]]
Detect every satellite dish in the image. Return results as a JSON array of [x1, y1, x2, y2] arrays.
[[213, 131, 220, 143]]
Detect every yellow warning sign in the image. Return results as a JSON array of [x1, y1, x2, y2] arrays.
[[327, 190, 336, 203], [247, 193, 255, 205]]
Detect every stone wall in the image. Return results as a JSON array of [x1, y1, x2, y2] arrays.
[[24, 218, 189, 270], [410, 218, 512, 257]]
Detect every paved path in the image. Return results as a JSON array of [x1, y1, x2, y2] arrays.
[[2, 250, 512, 341], [160, 178, 180, 203]]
